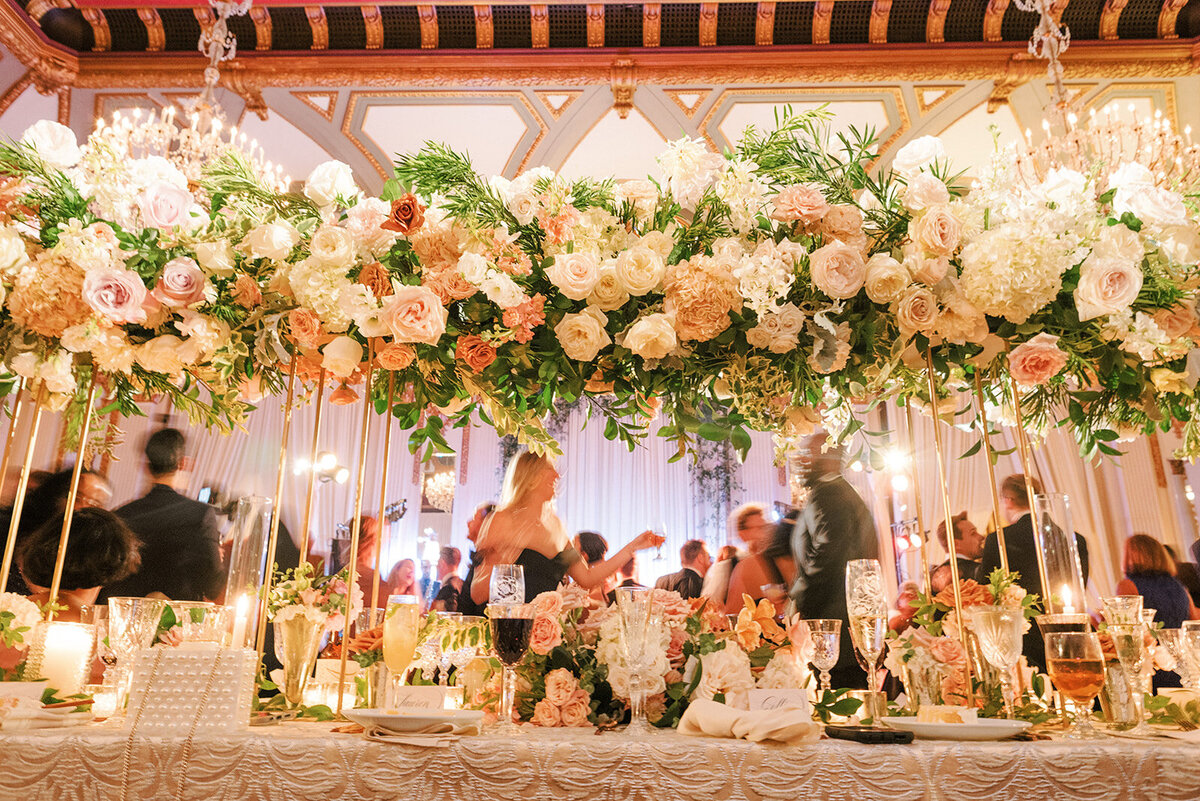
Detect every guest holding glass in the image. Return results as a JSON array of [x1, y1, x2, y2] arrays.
[[468, 451, 663, 605], [574, 530, 615, 604]]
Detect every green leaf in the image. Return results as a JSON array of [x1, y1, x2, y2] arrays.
[[697, 422, 727, 442]]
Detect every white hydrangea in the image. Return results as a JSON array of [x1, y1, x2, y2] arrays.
[[756, 647, 810, 690], [288, 257, 354, 332], [732, 241, 799, 316], [0, 592, 42, 651], [691, 644, 755, 702]]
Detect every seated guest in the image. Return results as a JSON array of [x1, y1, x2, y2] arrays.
[[1117, 534, 1200, 689], [605, 557, 645, 605], [1164, 544, 1200, 607], [727, 514, 797, 611], [930, 511, 985, 593], [574, 530, 615, 604], [387, 558, 424, 609], [18, 508, 140, 622], [430, 546, 464, 612], [655, 540, 711, 599]]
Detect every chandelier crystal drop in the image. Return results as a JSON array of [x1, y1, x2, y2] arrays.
[[423, 471, 456, 514]]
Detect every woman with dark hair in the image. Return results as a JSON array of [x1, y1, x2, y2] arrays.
[[2, 468, 111, 594], [18, 507, 140, 621], [573, 530, 614, 604]]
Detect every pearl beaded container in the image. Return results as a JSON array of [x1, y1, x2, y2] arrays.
[[124, 644, 256, 736]]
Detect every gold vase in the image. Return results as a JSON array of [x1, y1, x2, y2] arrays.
[[274, 614, 325, 707]]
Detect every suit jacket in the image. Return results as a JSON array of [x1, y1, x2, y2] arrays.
[[103, 484, 224, 602], [978, 512, 1090, 671], [605, 578, 646, 606], [655, 567, 703, 600]]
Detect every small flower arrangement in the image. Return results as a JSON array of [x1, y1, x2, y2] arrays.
[[0, 592, 41, 680], [267, 563, 362, 633]]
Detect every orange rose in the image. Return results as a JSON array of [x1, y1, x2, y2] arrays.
[[455, 335, 497, 373], [232, 274, 262, 309], [358, 261, 393, 299], [288, 308, 325, 349], [382, 193, 425, 234], [329, 383, 359, 405], [376, 342, 416, 371], [933, 578, 994, 610]]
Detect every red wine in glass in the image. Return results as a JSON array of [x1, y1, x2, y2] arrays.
[[491, 617, 533, 665]]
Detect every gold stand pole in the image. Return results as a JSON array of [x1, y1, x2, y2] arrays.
[[298, 368, 327, 567], [1008, 375, 1051, 598], [45, 374, 100, 622], [903, 402, 933, 592], [0, 382, 45, 591], [0, 377, 28, 494], [254, 358, 300, 661], [973, 373, 1009, 575], [370, 372, 396, 627], [337, 342, 375, 716], [925, 350, 975, 706]]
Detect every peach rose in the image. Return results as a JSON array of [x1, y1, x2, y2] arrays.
[[809, 240, 866, 299], [528, 615, 562, 656], [895, 286, 939, 334], [455, 334, 497, 373], [232, 274, 262, 309], [1074, 252, 1143, 321], [381, 285, 447, 345], [329, 383, 359, 405], [929, 636, 966, 665], [911, 204, 961, 256], [376, 342, 415, 371], [531, 698, 562, 727], [559, 688, 591, 727], [153, 257, 206, 307], [1007, 332, 1067, 386], [904, 251, 950, 286], [940, 666, 969, 704], [546, 252, 600, 301], [554, 306, 611, 362], [770, 183, 829, 224], [358, 261, 393, 299], [933, 579, 994, 610], [1153, 304, 1198, 340], [83, 267, 148, 324], [814, 204, 864, 244], [531, 591, 564, 618], [543, 667, 578, 706], [289, 308, 325, 349], [322, 335, 363, 379], [382, 193, 425, 234]]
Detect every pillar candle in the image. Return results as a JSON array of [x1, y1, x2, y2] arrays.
[[39, 622, 93, 696]]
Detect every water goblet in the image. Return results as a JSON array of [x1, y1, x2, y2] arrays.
[[487, 603, 533, 734], [615, 586, 663, 734], [383, 594, 421, 707], [1182, 621, 1200, 679], [1156, 629, 1200, 690], [845, 559, 887, 723], [79, 604, 113, 677], [489, 564, 525, 605], [965, 606, 1025, 718], [797, 618, 841, 694], [1109, 622, 1154, 735], [1101, 595, 1143, 625], [1045, 631, 1106, 739], [107, 597, 167, 711]]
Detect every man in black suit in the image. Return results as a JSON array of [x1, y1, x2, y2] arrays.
[[789, 430, 879, 689], [654, 539, 711, 599], [103, 428, 224, 602], [977, 474, 1090, 672], [605, 557, 645, 605]]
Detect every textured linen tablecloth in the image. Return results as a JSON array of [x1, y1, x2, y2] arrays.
[[2, 723, 1199, 801]]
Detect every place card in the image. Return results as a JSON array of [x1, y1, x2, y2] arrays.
[[747, 689, 811, 715], [388, 685, 448, 710]]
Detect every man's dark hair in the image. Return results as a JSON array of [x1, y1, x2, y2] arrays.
[[145, 428, 187, 477], [18, 508, 140, 590], [439, 546, 462, 568], [680, 539, 707, 564], [576, 530, 608, 565]]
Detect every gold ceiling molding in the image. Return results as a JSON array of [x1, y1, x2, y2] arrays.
[[926, 0, 952, 44], [915, 83, 963, 115], [24, 0, 68, 24], [362, 6, 384, 50], [531, 4, 549, 48], [91, 91, 160, 125], [249, 7, 272, 51], [292, 90, 338, 121], [644, 4, 661, 48], [699, 3, 718, 47], [1099, 0, 1130, 41], [475, 5, 494, 48], [0, 3, 78, 92], [610, 57, 636, 118], [664, 87, 711, 117], [56, 85, 69, 125], [534, 89, 581, 119], [987, 53, 1042, 110], [0, 71, 33, 118], [869, 0, 892, 46], [82, 8, 111, 53], [1088, 81, 1179, 130], [1159, 0, 1188, 39], [417, 5, 438, 49], [306, 6, 329, 50], [587, 4, 604, 48], [983, 0, 1010, 43], [137, 9, 166, 52], [813, 1, 834, 45], [756, 3, 775, 47]]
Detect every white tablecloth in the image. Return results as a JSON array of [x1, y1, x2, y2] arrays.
[[2, 723, 1199, 801]]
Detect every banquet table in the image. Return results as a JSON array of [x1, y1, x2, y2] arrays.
[[3, 722, 1200, 801]]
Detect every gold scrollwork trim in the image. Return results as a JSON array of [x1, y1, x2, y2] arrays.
[[927, 0, 952, 44], [249, 7, 273, 51], [587, 4, 604, 47], [82, 8, 111, 53], [1099, 0, 1130, 41], [531, 4, 549, 48], [475, 5, 495, 48], [813, 0, 834, 45], [699, 3, 718, 47], [363, 6, 384, 50], [643, 3, 661, 48], [983, 0, 1009, 43], [1158, 0, 1187, 39], [755, 2, 775, 46], [869, 0, 892, 46], [306, 6, 329, 50], [137, 9, 166, 52], [417, 5, 439, 49]]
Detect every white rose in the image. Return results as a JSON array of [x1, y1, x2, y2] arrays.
[[38, 351, 75, 395], [623, 313, 677, 361], [487, 175, 514, 204], [309, 225, 356, 267], [339, 284, 388, 338], [244, 221, 300, 261], [21, 120, 81, 170], [1037, 167, 1089, 210], [891, 135, 946, 177], [1093, 223, 1144, 264], [864, 254, 909, 304], [137, 181, 196, 230], [193, 239, 235, 277], [904, 251, 950, 286], [614, 245, 666, 297], [809, 240, 866, 299], [1107, 162, 1155, 191], [554, 306, 611, 361], [546, 252, 600, 300], [588, 262, 630, 311], [456, 251, 490, 285], [616, 179, 659, 221], [0, 227, 30, 279], [696, 645, 755, 701], [507, 190, 538, 226], [136, 335, 186, 377], [1114, 184, 1188, 227], [639, 230, 675, 260], [480, 273, 525, 308], [903, 172, 950, 212], [1074, 253, 1143, 321], [911, 204, 961, 256], [322, 335, 363, 379], [9, 352, 39, 380], [304, 160, 358, 207], [1158, 224, 1200, 265]]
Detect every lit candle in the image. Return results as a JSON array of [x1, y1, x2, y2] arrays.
[[1061, 585, 1075, 615], [230, 595, 249, 649], [39, 622, 94, 696]]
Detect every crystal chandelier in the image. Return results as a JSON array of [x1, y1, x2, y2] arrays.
[[423, 471, 456, 513]]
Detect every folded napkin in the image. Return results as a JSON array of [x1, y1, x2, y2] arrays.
[[678, 699, 820, 746], [363, 719, 481, 748], [0, 698, 92, 732]]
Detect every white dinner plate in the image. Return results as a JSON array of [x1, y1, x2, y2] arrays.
[[343, 707, 484, 733], [880, 716, 1031, 741]]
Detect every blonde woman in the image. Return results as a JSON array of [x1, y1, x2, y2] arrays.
[[469, 451, 663, 605]]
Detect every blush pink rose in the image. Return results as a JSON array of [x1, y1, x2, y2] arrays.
[[381, 285, 447, 345], [929, 636, 966, 665], [531, 698, 563, 727], [770, 183, 829, 224], [83, 267, 148, 324], [1154, 304, 1198, 340], [153, 257, 206, 307], [1007, 332, 1068, 386], [543, 668, 578, 707], [911, 204, 961, 256], [531, 591, 564, 619], [559, 688, 591, 727], [138, 181, 194, 229], [809, 240, 866, 299], [528, 615, 562, 656]]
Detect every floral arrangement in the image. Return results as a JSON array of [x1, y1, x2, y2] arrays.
[[1, 107, 1198, 460], [0, 592, 41, 679], [266, 563, 362, 632]]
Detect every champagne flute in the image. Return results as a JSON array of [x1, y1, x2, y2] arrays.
[[489, 564, 525, 605], [966, 606, 1025, 719], [1109, 622, 1154, 735], [803, 619, 842, 694], [383, 594, 421, 708], [487, 603, 533, 734], [1045, 631, 1106, 739], [616, 587, 663, 734], [845, 559, 887, 723]]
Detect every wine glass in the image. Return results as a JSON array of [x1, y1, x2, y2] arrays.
[[1183, 620, 1200, 679], [107, 597, 167, 711], [615, 587, 663, 734], [1101, 595, 1143, 625], [1109, 622, 1154, 735], [802, 619, 841, 694], [1157, 629, 1200, 690], [653, 520, 667, 562], [79, 604, 113, 679], [966, 606, 1025, 719], [489, 564, 525, 605], [383, 594, 421, 708], [1045, 631, 1106, 739], [844, 559, 887, 723], [487, 602, 533, 734]]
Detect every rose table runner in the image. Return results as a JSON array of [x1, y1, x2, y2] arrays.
[[2, 723, 1198, 801]]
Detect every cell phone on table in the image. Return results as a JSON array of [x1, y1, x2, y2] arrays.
[[825, 725, 914, 744]]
